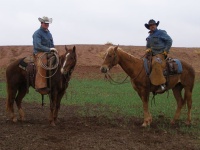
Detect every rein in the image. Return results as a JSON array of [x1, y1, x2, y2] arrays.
[[104, 73, 129, 85]]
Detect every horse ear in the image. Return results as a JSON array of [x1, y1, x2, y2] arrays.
[[73, 46, 76, 53], [114, 45, 118, 52], [65, 45, 68, 51]]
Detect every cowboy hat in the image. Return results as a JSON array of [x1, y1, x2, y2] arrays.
[[38, 16, 52, 24], [144, 19, 159, 29]]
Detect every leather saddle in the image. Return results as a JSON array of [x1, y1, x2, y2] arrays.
[[19, 54, 56, 93], [143, 54, 183, 76]]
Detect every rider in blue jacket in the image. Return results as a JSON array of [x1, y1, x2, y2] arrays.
[[145, 19, 172, 93], [33, 16, 57, 95], [33, 25, 54, 54]]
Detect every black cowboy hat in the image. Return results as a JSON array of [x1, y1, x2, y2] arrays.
[[144, 19, 159, 29]]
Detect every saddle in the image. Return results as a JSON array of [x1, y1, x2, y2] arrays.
[[19, 56, 36, 90], [19, 54, 57, 93], [143, 54, 183, 76]]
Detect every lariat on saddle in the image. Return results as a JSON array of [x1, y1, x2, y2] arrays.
[[38, 52, 59, 78]]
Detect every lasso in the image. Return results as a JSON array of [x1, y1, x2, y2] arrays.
[[38, 52, 59, 78]]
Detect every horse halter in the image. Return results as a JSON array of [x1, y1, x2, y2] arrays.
[[111, 50, 117, 66]]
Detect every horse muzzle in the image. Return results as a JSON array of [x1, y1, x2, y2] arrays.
[[100, 66, 109, 73]]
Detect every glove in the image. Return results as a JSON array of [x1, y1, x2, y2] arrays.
[[145, 48, 151, 53], [50, 48, 58, 53], [163, 51, 168, 56]]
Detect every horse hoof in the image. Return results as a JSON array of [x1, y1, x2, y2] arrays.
[[170, 120, 175, 125], [50, 122, 56, 126], [12, 118, 18, 123], [19, 117, 26, 122], [55, 118, 60, 123], [142, 122, 150, 127], [185, 121, 191, 126]]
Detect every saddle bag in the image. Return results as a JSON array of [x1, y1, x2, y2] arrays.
[[167, 58, 179, 74]]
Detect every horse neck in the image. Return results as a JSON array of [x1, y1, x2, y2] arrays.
[[117, 50, 143, 78], [59, 54, 66, 67]]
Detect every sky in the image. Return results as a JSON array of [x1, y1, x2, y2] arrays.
[[0, 0, 200, 47]]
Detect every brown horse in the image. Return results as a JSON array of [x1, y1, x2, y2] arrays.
[[6, 46, 77, 126], [100, 46, 195, 127]]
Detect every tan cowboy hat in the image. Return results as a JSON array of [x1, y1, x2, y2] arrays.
[[38, 16, 52, 24]]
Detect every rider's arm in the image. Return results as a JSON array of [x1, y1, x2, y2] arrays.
[[160, 30, 172, 53]]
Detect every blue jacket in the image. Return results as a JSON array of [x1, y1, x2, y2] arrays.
[[146, 29, 172, 55], [32, 27, 54, 54]]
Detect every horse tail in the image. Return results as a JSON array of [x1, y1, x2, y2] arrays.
[[5, 65, 16, 112], [6, 69, 11, 112]]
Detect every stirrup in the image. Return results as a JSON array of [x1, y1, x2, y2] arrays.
[[160, 84, 166, 91]]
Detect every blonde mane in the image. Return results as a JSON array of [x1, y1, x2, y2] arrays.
[[107, 46, 141, 62]]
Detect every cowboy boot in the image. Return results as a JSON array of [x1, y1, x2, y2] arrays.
[[155, 84, 166, 94]]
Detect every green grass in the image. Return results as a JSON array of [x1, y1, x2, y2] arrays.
[[1, 78, 200, 135]]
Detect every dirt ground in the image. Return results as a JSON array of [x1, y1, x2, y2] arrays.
[[0, 98, 199, 150], [0, 45, 200, 149]]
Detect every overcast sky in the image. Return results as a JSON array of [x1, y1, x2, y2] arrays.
[[0, 0, 199, 47]]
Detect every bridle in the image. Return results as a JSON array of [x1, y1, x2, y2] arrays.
[[61, 52, 76, 80], [104, 48, 144, 85], [104, 49, 129, 85]]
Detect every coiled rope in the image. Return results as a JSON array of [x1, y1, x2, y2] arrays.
[[38, 52, 59, 78]]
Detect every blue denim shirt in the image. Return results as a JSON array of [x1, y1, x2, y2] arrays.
[[146, 29, 172, 55], [32, 27, 54, 54]]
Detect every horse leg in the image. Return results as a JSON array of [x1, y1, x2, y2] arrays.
[[53, 91, 65, 123], [138, 91, 151, 127], [6, 86, 18, 122], [171, 83, 184, 124], [184, 87, 192, 125], [15, 87, 27, 121], [49, 101, 55, 126], [49, 91, 57, 126]]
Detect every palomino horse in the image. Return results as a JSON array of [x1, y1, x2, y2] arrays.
[[6, 46, 77, 126], [100, 46, 195, 127]]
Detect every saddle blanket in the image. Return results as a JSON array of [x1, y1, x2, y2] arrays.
[[143, 57, 183, 76]]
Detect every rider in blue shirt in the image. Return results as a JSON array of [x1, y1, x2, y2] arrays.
[[145, 19, 172, 93], [33, 16, 57, 95]]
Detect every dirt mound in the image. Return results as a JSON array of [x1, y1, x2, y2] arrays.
[[0, 98, 199, 150], [1, 45, 200, 71], [1, 45, 200, 81]]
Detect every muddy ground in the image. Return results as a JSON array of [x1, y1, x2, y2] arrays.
[[0, 97, 199, 150]]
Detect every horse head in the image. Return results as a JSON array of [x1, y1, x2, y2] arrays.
[[100, 46, 119, 73], [61, 46, 77, 75]]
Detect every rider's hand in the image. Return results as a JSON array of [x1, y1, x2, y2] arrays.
[[163, 51, 168, 56], [145, 48, 151, 53], [50, 48, 58, 53]]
